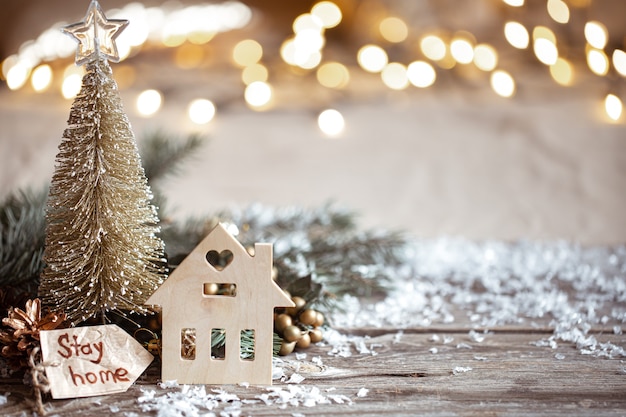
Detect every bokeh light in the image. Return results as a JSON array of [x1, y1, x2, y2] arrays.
[[547, 0, 570, 24], [613, 50, 626, 77], [502, 0, 524, 6], [450, 36, 474, 64], [379, 17, 408, 43], [357, 45, 388, 73], [233, 39, 263, 67], [549, 57, 574, 86], [381, 62, 409, 90], [533, 26, 557, 44], [317, 62, 350, 89], [420, 35, 447, 61], [136, 89, 163, 116], [293, 13, 324, 33], [473, 44, 498, 71], [318, 109, 345, 136], [311, 1, 342, 29], [605, 94, 622, 121], [188, 99, 216, 124], [533, 38, 558, 65], [587, 49, 609, 76], [407, 61, 436, 88], [244, 81, 272, 108], [584, 21, 608, 50], [61, 65, 84, 99], [242, 63, 269, 85], [6, 62, 31, 90], [504, 22, 529, 49], [490, 70, 515, 97], [30, 64, 52, 92]]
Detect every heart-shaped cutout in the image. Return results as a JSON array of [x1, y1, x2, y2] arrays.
[[206, 250, 234, 271]]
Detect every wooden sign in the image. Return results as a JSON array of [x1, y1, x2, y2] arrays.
[[40, 324, 153, 399]]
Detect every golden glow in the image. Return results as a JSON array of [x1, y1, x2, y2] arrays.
[[318, 109, 345, 136], [502, 0, 524, 6], [586, 49, 609, 76], [381, 62, 409, 90], [242, 63, 269, 85], [490, 70, 515, 97], [188, 31, 216, 45], [450, 37, 474, 64], [379, 17, 408, 43], [6, 62, 31, 90], [420, 35, 446, 61], [188, 99, 216, 125], [584, 21, 608, 50], [293, 13, 324, 33], [294, 29, 325, 53], [162, 34, 186, 48], [549, 58, 574, 86], [280, 39, 297, 65], [115, 3, 149, 47], [233, 39, 263, 67], [298, 50, 322, 69], [244, 81, 272, 108], [61, 74, 82, 99], [504, 21, 529, 49], [311, 1, 342, 29], [1, 55, 18, 80], [473, 44, 498, 71], [533, 38, 558, 65], [547, 0, 570, 24], [569, 0, 591, 7], [357, 45, 388, 73], [136, 89, 162, 116], [113, 65, 136, 90], [317, 62, 350, 89], [613, 50, 626, 77], [605, 94, 623, 121], [31, 64, 52, 92], [60, 64, 84, 99], [407, 61, 436, 88], [533, 26, 557, 43], [174, 43, 205, 69]]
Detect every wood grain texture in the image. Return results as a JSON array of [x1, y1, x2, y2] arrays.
[[1, 329, 624, 416]]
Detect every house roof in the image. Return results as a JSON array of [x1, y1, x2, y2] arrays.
[[145, 223, 294, 309]]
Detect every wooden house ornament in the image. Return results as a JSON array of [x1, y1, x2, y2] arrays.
[[146, 223, 294, 385]]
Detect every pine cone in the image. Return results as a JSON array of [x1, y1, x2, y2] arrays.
[[0, 298, 67, 371]]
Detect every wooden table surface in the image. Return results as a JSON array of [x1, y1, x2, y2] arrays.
[[2, 319, 625, 416]]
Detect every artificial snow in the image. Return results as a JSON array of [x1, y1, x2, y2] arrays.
[[357, 388, 369, 398], [452, 366, 473, 375], [330, 239, 626, 358]]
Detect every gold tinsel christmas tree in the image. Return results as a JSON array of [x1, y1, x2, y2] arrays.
[[39, 1, 166, 325]]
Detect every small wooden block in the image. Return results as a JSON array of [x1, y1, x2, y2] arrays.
[[146, 223, 294, 385]]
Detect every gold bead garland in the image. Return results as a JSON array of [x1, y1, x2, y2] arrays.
[[274, 294, 325, 356]]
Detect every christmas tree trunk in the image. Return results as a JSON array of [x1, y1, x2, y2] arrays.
[[39, 59, 166, 325]]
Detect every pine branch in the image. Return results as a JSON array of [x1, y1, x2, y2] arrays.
[[139, 131, 205, 219], [0, 189, 47, 296], [140, 131, 204, 186]]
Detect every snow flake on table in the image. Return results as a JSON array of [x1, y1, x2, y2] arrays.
[[330, 238, 626, 358]]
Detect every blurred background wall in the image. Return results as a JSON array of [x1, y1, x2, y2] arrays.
[[1, 0, 625, 244]]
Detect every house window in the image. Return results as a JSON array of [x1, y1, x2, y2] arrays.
[[211, 328, 226, 360], [205, 249, 234, 270], [240, 329, 255, 361], [203, 283, 237, 297], [181, 328, 196, 360]]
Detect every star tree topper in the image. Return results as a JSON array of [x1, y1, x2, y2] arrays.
[[62, 0, 129, 65]]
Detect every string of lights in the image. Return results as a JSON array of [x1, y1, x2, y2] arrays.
[[1, 0, 624, 138]]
